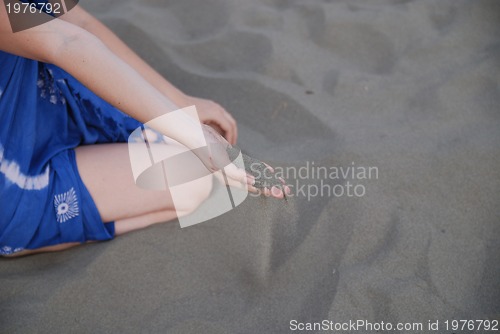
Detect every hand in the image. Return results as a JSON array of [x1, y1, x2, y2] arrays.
[[180, 96, 238, 145], [193, 124, 250, 190], [196, 124, 289, 199]]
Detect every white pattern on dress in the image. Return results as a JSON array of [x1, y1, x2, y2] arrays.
[[0, 246, 24, 256], [54, 187, 79, 223], [0, 143, 50, 190]]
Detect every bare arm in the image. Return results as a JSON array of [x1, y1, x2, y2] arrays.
[[59, 5, 238, 144], [0, 4, 204, 149], [59, 5, 189, 107]]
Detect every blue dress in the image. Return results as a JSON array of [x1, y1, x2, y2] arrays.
[[0, 51, 142, 255]]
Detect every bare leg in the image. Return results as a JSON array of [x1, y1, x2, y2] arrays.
[[4, 242, 83, 257], [9, 143, 213, 257], [75, 143, 213, 231]]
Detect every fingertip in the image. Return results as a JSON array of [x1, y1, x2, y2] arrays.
[[263, 163, 275, 173], [271, 186, 284, 199], [285, 185, 291, 195], [233, 124, 238, 145], [247, 185, 259, 194], [247, 174, 256, 186]]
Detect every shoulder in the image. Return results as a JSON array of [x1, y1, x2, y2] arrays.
[[0, 1, 95, 63]]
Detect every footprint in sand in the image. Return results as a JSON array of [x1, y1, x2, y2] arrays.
[[427, 2, 458, 32], [160, 0, 230, 40], [177, 30, 274, 74], [321, 22, 396, 75], [290, 2, 396, 75], [322, 69, 340, 97], [240, 6, 284, 30]]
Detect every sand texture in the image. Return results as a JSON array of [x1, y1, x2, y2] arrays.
[[1, 0, 499, 333]]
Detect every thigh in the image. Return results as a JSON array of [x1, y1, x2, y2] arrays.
[[75, 142, 210, 223]]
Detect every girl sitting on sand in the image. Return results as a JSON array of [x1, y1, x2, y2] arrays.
[[0, 2, 286, 256]]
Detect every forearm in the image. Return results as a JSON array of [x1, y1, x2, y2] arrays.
[[61, 6, 190, 107], [0, 3, 203, 148], [53, 31, 203, 148], [58, 7, 239, 144]]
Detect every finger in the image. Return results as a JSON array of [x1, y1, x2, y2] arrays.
[[206, 122, 225, 137], [277, 177, 292, 196], [246, 184, 259, 194], [224, 111, 238, 145], [213, 116, 233, 145], [223, 162, 248, 184], [270, 186, 284, 199], [262, 162, 275, 173], [218, 173, 247, 190], [247, 174, 256, 186], [215, 104, 237, 145], [213, 170, 258, 193], [221, 112, 237, 145]]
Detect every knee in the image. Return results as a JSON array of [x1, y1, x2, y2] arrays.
[[175, 175, 213, 217], [192, 174, 213, 207]]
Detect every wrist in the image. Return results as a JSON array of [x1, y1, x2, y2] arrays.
[[169, 92, 192, 109], [146, 105, 206, 149]]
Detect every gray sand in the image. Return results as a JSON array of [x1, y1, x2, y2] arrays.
[[1, 0, 499, 333]]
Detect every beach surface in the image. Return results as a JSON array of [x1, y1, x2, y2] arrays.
[[1, 0, 499, 333]]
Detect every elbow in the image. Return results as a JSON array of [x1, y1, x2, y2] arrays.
[[46, 28, 103, 66]]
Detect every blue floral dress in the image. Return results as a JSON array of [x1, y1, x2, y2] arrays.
[[0, 51, 142, 255]]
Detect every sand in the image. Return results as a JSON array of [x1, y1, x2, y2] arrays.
[[1, 0, 499, 333]]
